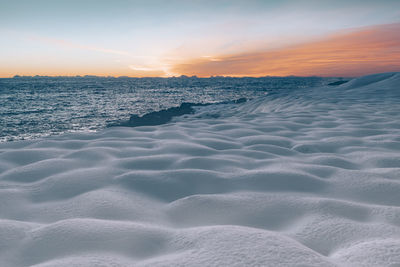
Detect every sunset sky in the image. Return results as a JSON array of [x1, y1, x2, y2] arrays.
[[1, 0, 399, 77]]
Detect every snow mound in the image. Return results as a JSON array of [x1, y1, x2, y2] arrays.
[[1, 72, 400, 266]]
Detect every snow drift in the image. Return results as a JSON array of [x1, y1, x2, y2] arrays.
[[0, 72, 399, 266]]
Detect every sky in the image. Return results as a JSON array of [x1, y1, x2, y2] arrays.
[[0, 0, 399, 77]]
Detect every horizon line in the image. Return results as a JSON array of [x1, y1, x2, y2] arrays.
[[1, 74, 358, 79]]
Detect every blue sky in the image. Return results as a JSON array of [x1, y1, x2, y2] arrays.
[[1, 0, 399, 77]]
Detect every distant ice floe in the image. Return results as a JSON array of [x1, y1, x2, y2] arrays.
[[0, 72, 399, 266]]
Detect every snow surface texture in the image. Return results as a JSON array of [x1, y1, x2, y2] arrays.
[[0, 72, 399, 267]]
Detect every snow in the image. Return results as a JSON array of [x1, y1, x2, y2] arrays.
[[0, 72, 400, 266]]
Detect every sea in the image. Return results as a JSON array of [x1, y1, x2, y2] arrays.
[[0, 76, 333, 142]]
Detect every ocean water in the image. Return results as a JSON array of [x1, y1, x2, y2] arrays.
[[0, 76, 330, 142]]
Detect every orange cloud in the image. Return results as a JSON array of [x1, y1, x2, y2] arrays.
[[171, 23, 400, 77]]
